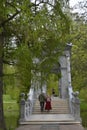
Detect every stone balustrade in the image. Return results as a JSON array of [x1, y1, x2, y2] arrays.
[[71, 91, 81, 121], [20, 93, 26, 121], [20, 88, 35, 122], [68, 87, 81, 122]]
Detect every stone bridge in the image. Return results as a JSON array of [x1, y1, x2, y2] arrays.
[[16, 44, 85, 130]]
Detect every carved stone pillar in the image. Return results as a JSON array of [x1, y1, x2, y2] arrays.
[[20, 93, 25, 121], [59, 44, 72, 99], [72, 91, 81, 121]]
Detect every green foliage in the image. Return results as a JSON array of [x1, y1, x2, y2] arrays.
[[4, 102, 19, 130], [0, 0, 72, 129], [4, 102, 19, 112], [1, 0, 71, 91], [80, 101, 87, 127], [80, 89, 87, 102], [5, 115, 18, 130], [71, 24, 87, 92], [3, 95, 12, 102], [4, 65, 16, 74], [8, 0, 71, 94], [70, 13, 87, 94], [15, 44, 32, 93], [47, 74, 59, 95], [3, 64, 20, 100], [70, 5, 87, 127], [81, 102, 87, 112], [3, 95, 19, 130]]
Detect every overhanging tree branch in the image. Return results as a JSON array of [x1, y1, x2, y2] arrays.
[[0, 11, 20, 27]]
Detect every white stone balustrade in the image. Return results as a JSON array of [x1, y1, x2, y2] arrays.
[[20, 88, 36, 122], [71, 91, 81, 121]]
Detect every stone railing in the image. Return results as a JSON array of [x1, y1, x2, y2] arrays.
[[68, 86, 81, 122], [68, 86, 73, 114], [20, 88, 36, 122]]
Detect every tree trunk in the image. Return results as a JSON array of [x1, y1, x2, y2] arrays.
[[0, 33, 7, 130]]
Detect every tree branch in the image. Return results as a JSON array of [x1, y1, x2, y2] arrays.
[[0, 11, 20, 27], [3, 59, 16, 65]]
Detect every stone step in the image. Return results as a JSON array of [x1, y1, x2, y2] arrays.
[[19, 114, 79, 125], [17, 123, 84, 130], [33, 98, 70, 114], [34, 101, 69, 106], [20, 121, 81, 125], [32, 111, 69, 114], [33, 109, 69, 112], [33, 107, 69, 109], [35, 100, 68, 104], [34, 99, 69, 106], [32, 112, 69, 114], [33, 109, 69, 114], [33, 108, 69, 113], [34, 103, 68, 108], [34, 106, 68, 108]]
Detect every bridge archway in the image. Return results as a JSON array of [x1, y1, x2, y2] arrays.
[[41, 44, 72, 99], [33, 44, 72, 99]]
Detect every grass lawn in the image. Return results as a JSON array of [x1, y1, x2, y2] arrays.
[[80, 102, 87, 128], [3, 95, 20, 130]]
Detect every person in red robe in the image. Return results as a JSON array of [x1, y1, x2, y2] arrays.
[[45, 95, 52, 111]]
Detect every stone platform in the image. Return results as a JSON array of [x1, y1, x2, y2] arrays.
[[15, 124, 85, 130], [19, 114, 80, 125], [16, 114, 85, 130]]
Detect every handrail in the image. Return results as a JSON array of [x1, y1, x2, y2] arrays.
[[68, 86, 81, 122], [68, 86, 73, 114], [26, 88, 35, 118], [20, 87, 36, 122]]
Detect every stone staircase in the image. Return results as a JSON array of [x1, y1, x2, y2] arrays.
[[20, 97, 81, 126], [32, 97, 70, 114]]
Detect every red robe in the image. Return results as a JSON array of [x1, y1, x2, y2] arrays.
[[45, 97, 52, 110]]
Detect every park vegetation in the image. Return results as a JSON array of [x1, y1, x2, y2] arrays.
[[0, 0, 87, 130]]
